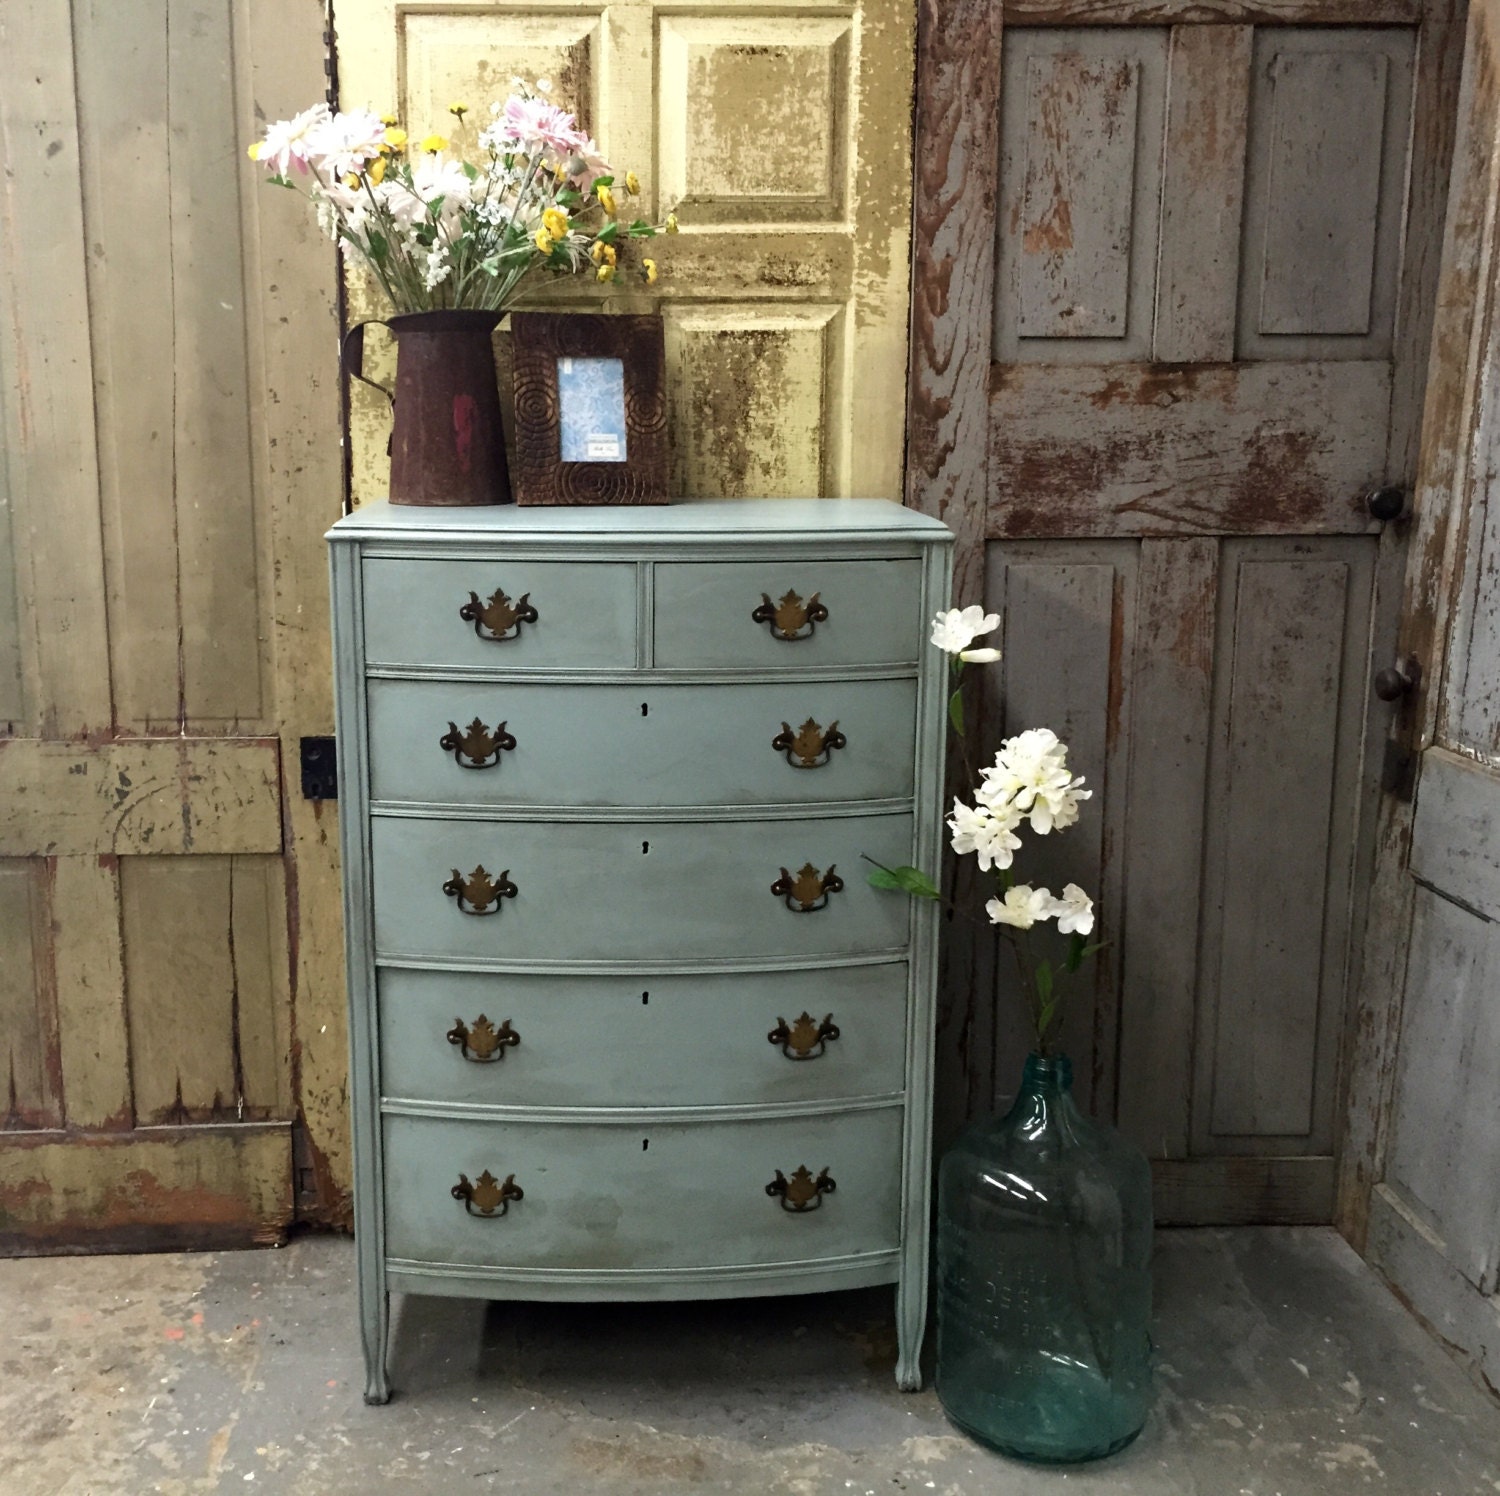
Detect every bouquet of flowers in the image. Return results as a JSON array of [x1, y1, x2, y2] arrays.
[[248, 81, 676, 313], [869, 606, 1102, 1054]]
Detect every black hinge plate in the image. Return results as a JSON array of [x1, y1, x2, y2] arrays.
[[300, 736, 338, 799]]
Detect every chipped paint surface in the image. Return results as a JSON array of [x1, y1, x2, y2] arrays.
[[3, 1229, 1500, 1494]]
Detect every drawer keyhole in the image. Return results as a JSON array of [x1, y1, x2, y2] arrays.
[[641, 702, 649, 717], [642, 1138, 649, 1152], [642, 840, 650, 855], [641, 991, 650, 1005]]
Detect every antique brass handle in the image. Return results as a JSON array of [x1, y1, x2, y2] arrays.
[[771, 717, 846, 769], [767, 1165, 836, 1212], [442, 865, 519, 915], [439, 718, 517, 769], [768, 1012, 840, 1060], [752, 589, 828, 641], [447, 1014, 520, 1062], [460, 588, 538, 642], [452, 1170, 523, 1218], [771, 863, 843, 912]]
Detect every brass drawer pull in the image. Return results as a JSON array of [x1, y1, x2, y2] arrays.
[[767, 1165, 836, 1213], [439, 718, 517, 769], [771, 863, 843, 912], [452, 1170, 523, 1218], [447, 1014, 520, 1062], [443, 864, 519, 915], [752, 589, 827, 641], [768, 1012, 840, 1060], [460, 587, 538, 642], [772, 717, 846, 768]]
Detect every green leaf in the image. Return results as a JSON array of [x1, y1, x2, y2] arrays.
[[555, 188, 582, 208], [866, 865, 941, 899], [948, 687, 964, 736], [592, 173, 615, 189], [460, 161, 479, 181], [1064, 932, 1086, 973], [366, 231, 389, 264], [594, 220, 620, 244], [1035, 960, 1054, 1006], [628, 219, 656, 237]]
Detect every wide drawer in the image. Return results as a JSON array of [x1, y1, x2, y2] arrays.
[[367, 678, 917, 807], [653, 559, 923, 670], [371, 813, 914, 963], [378, 964, 909, 1108], [361, 557, 637, 670], [382, 1107, 904, 1270]]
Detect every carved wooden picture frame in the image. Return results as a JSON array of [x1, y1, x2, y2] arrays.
[[509, 312, 669, 505]]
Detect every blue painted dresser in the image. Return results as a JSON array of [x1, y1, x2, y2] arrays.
[[327, 499, 954, 1402]]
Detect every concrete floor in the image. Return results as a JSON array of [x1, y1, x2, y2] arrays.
[[2, 1229, 1498, 1496]]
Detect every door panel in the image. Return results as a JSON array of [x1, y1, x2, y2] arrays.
[[910, 1, 1460, 1222], [0, 0, 341, 1250]]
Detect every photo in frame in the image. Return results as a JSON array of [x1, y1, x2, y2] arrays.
[[509, 312, 669, 505]]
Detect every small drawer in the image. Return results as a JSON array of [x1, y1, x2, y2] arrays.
[[653, 559, 924, 670], [361, 557, 637, 670], [382, 1107, 904, 1270], [371, 813, 914, 963], [378, 964, 909, 1108], [367, 679, 917, 808]]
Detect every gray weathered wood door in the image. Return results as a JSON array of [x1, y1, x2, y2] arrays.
[[908, 0, 1465, 1222], [1347, 0, 1500, 1387]]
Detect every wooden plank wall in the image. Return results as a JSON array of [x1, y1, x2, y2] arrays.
[[0, 0, 345, 1249]]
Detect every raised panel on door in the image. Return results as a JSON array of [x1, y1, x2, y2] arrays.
[[995, 28, 1167, 364], [371, 813, 914, 964], [980, 541, 1137, 1118], [378, 964, 909, 1108], [1237, 29, 1416, 361], [1192, 539, 1374, 1159], [368, 679, 917, 808]]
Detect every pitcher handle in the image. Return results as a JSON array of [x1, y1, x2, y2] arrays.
[[341, 319, 395, 410]]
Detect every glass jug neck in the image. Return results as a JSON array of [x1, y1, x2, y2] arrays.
[[1001, 1053, 1077, 1131], [1021, 1053, 1073, 1095]]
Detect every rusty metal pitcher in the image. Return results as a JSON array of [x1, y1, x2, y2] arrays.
[[342, 310, 512, 507]]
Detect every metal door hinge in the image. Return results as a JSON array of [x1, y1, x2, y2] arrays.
[[300, 736, 337, 799]]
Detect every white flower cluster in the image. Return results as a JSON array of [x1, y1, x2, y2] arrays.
[[930, 606, 1002, 664], [947, 727, 1095, 934]]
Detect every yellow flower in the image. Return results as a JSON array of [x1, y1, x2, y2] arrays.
[[625, 171, 641, 196], [382, 127, 407, 151], [367, 155, 387, 185], [247, 141, 262, 161], [380, 113, 399, 127], [553, 161, 568, 183], [596, 263, 617, 283], [640, 258, 658, 286], [542, 207, 569, 241], [344, 171, 360, 190], [420, 133, 449, 154], [448, 101, 469, 119], [590, 240, 617, 267], [534, 228, 555, 255], [596, 184, 616, 216], [665, 212, 679, 234]]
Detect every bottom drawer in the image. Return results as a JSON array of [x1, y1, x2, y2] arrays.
[[382, 1108, 904, 1271]]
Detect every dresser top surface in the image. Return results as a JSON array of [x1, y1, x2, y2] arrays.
[[328, 498, 954, 545]]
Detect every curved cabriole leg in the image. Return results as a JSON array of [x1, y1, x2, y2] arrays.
[[362, 1286, 391, 1405], [895, 1276, 927, 1391]]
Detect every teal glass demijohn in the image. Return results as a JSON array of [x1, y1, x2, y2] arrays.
[[936, 1053, 1154, 1463]]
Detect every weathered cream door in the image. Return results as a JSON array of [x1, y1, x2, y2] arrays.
[[1348, 0, 1500, 1386], [334, 0, 915, 504], [909, 0, 1464, 1221], [0, 0, 347, 1247]]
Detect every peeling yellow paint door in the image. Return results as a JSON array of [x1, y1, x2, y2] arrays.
[[0, 0, 346, 1249], [335, 0, 915, 502]]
